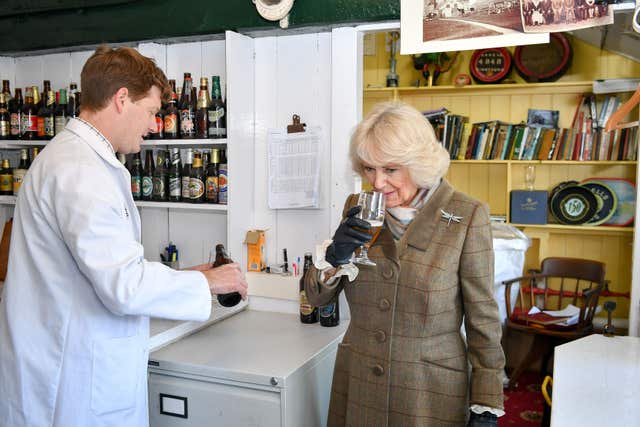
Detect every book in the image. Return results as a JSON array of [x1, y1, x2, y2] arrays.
[[537, 128, 557, 160]]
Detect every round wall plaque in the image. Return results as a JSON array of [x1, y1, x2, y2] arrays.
[[550, 184, 598, 225], [469, 47, 512, 84], [514, 33, 572, 82]]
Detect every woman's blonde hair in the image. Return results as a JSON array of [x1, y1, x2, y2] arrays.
[[350, 102, 450, 188]]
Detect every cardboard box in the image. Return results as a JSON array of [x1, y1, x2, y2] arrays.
[[510, 190, 548, 224], [245, 230, 266, 272]]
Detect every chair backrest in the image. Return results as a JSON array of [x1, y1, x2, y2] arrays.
[[508, 257, 605, 330]]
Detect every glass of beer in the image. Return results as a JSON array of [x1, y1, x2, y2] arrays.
[[353, 191, 385, 266]]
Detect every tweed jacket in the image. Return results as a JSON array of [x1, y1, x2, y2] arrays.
[[306, 180, 505, 427]]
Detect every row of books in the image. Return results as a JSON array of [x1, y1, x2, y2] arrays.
[[424, 97, 638, 161]]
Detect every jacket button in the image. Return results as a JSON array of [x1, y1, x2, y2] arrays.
[[372, 364, 385, 376], [378, 299, 391, 311], [374, 330, 387, 343], [382, 269, 393, 280]]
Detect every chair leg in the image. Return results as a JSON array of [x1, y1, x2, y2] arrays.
[[508, 335, 550, 389]]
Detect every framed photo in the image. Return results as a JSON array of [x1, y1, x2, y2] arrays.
[[527, 109, 559, 128]]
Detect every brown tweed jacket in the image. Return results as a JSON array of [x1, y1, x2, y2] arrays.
[[306, 180, 505, 427]]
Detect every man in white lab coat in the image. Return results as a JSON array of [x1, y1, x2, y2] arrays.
[[0, 46, 248, 427]]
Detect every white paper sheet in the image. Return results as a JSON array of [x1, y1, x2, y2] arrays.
[[267, 127, 321, 209]]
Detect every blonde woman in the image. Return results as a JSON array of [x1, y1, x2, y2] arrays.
[[306, 102, 505, 426]]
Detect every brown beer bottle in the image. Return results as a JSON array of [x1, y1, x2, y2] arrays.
[[181, 148, 193, 202], [12, 149, 29, 196], [0, 159, 13, 195], [0, 94, 10, 140], [189, 150, 205, 203], [9, 88, 23, 139], [21, 88, 38, 140], [163, 79, 179, 139], [38, 90, 55, 140], [299, 252, 319, 324], [195, 77, 209, 139], [205, 148, 219, 204], [212, 244, 242, 307], [179, 73, 195, 139]]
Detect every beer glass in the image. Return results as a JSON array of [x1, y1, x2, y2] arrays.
[[353, 191, 385, 266]]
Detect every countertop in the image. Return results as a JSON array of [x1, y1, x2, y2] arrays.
[[149, 309, 348, 388]]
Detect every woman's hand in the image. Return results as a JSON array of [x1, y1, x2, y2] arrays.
[[325, 206, 372, 267]]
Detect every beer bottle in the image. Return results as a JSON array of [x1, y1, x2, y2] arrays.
[[211, 243, 242, 307], [12, 149, 29, 196], [181, 148, 193, 202], [218, 149, 227, 205], [39, 80, 51, 109], [208, 76, 226, 138], [299, 252, 319, 324], [168, 148, 182, 202], [130, 152, 142, 200], [30, 147, 39, 161], [142, 150, 154, 201], [37, 90, 55, 140], [9, 88, 22, 139], [150, 101, 165, 140], [0, 159, 13, 195], [67, 83, 79, 119], [153, 150, 168, 201], [195, 77, 209, 139], [2, 80, 11, 102], [164, 80, 179, 139], [319, 295, 340, 327], [205, 148, 219, 204], [54, 89, 68, 135], [179, 73, 195, 139], [0, 94, 10, 139], [189, 150, 205, 203], [21, 88, 38, 140]]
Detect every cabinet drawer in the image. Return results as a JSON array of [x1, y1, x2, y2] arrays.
[[149, 372, 281, 427]]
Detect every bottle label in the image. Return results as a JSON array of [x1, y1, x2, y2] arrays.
[[54, 117, 67, 135], [181, 176, 191, 199], [37, 117, 45, 137], [169, 177, 181, 197], [208, 108, 226, 137], [44, 117, 54, 137], [142, 176, 153, 197], [205, 176, 218, 201], [218, 168, 227, 204], [10, 113, 20, 136], [152, 177, 166, 197], [12, 170, 26, 195], [164, 114, 178, 134], [179, 110, 195, 136], [320, 303, 336, 318], [0, 174, 12, 192], [189, 178, 204, 199], [300, 291, 315, 316], [0, 120, 9, 137], [22, 114, 37, 133], [131, 176, 141, 197], [155, 116, 164, 135]]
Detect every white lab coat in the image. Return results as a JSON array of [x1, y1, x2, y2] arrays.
[[0, 119, 212, 427]]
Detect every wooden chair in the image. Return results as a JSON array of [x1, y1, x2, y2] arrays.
[[503, 257, 605, 389]]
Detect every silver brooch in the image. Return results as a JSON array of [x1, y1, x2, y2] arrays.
[[440, 209, 462, 226]]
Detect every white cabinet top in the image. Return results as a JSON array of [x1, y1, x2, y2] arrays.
[[149, 310, 347, 388], [551, 334, 640, 427]]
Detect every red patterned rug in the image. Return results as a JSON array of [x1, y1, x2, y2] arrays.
[[499, 371, 545, 426]]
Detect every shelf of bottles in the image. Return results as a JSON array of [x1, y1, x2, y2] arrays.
[[141, 138, 226, 147], [0, 195, 228, 211]]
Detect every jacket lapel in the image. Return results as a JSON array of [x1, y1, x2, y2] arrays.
[[400, 179, 456, 256]]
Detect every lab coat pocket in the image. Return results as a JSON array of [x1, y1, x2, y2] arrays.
[[91, 335, 141, 415]]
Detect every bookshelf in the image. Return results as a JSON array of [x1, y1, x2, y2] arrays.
[[364, 81, 638, 322]]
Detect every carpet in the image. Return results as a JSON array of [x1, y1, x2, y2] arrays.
[[499, 371, 545, 426]]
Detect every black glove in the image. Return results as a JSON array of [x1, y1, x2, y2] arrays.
[[467, 411, 498, 427], [325, 206, 372, 268]]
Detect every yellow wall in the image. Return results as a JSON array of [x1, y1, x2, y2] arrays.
[[363, 33, 640, 88]]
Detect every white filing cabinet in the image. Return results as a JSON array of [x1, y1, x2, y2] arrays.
[[148, 310, 348, 427]]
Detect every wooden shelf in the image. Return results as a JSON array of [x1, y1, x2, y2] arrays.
[[141, 138, 227, 147], [0, 196, 227, 212], [450, 160, 637, 165], [513, 223, 634, 235], [365, 81, 594, 95]]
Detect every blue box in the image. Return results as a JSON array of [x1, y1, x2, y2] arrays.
[[510, 190, 548, 224]]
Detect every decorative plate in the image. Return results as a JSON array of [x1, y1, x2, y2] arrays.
[[550, 184, 598, 225], [580, 181, 617, 226], [582, 178, 636, 226], [469, 47, 512, 84], [514, 33, 572, 82]]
